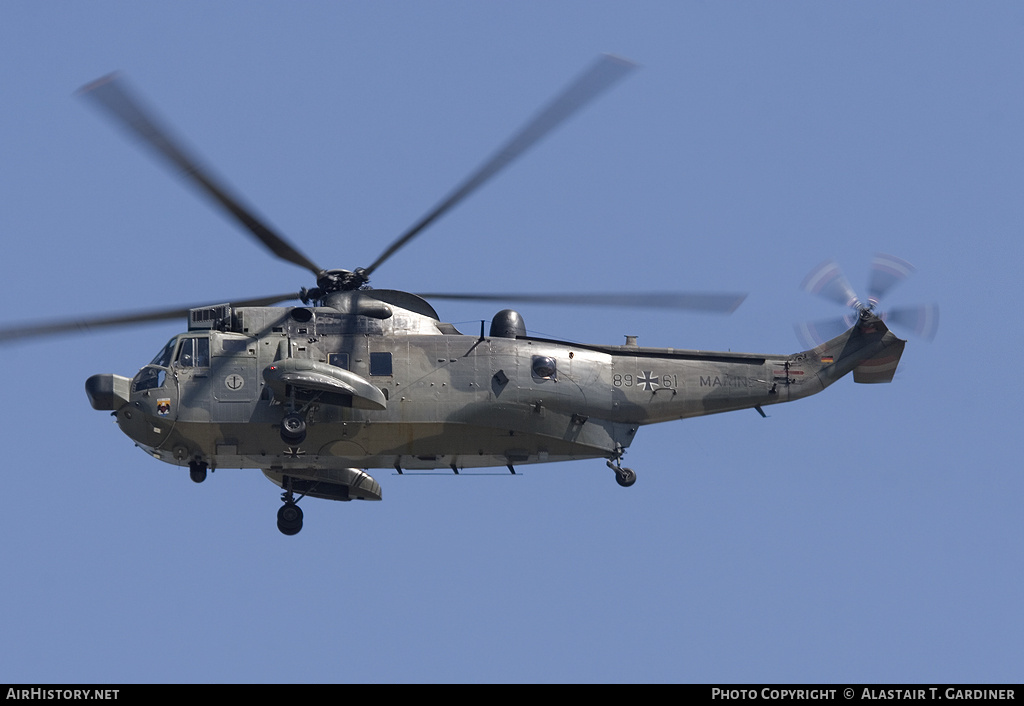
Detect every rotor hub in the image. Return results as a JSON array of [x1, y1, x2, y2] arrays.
[[319, 268, 369, 292], [301, 269, 371, 303]]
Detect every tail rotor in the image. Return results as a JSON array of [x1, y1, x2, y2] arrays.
[[795, 254, 939, 348]]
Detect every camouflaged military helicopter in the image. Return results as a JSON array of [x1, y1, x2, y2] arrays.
[[0, 56, 937, 535]]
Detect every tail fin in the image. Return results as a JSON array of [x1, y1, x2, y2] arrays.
[[796, 313, 907, 394], [852, 338, 906, 383]]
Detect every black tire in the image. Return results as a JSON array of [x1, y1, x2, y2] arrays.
[[615, 467, 637, 488], [189, 462, 207, 484], [277, 502, 303, 535], [281, 413, 306, 444]]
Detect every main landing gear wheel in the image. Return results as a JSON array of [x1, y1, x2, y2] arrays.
[[277, 502, 303, 536], [615, 467, 637, 488], [189, 461, 207, 484], [280, 412, 306, 444], [606, 460, 637, 488]]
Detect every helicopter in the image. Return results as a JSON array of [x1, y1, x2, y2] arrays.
[[0, 56, 937, 535]]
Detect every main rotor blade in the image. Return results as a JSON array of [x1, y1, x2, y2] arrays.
[[0, 293, 299, 344], [416, 291, 746, 313], [79, 74, 322, 276], [361, 54, 637, 278]]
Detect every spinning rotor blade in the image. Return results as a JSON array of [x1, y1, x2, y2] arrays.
[[885, 304, 939, 341], [800, 259, 862, 310], [868, 253, 915, 307], [361, 54, 637, 278], [795, 254, 939, 346], [794, 316, 854, 349], [794, 303, 940, 347], [0, 293, 299, 344], [416, 291, 746, 313], [79, 74, 322, 276]]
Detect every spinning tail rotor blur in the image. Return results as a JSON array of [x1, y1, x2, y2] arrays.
[[795, 254, 939, 348]]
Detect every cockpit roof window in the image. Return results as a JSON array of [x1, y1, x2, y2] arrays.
[[150, 338, 177, 368]]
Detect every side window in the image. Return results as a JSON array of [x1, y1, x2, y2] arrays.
[[177, 337, 210, 368], [220, 338, 248, 354], [532, 355, 556, 379], [329, 353, 350, 370], [369, 352, 392, 376]]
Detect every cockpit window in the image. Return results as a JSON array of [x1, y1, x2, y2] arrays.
[[176, 337, 210, 368], [150, 338, 177, 368], [133, 366, 166, 393]]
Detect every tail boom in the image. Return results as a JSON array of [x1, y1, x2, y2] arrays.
[[786, 313, 906, 400]]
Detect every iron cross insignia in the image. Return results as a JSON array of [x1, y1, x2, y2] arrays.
[[637, 371, 659, 391]]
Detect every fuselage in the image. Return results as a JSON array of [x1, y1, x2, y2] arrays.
[[88, 290, 903, 480]]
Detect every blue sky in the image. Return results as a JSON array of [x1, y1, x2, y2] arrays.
[[1, 2, 1021, 683]]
